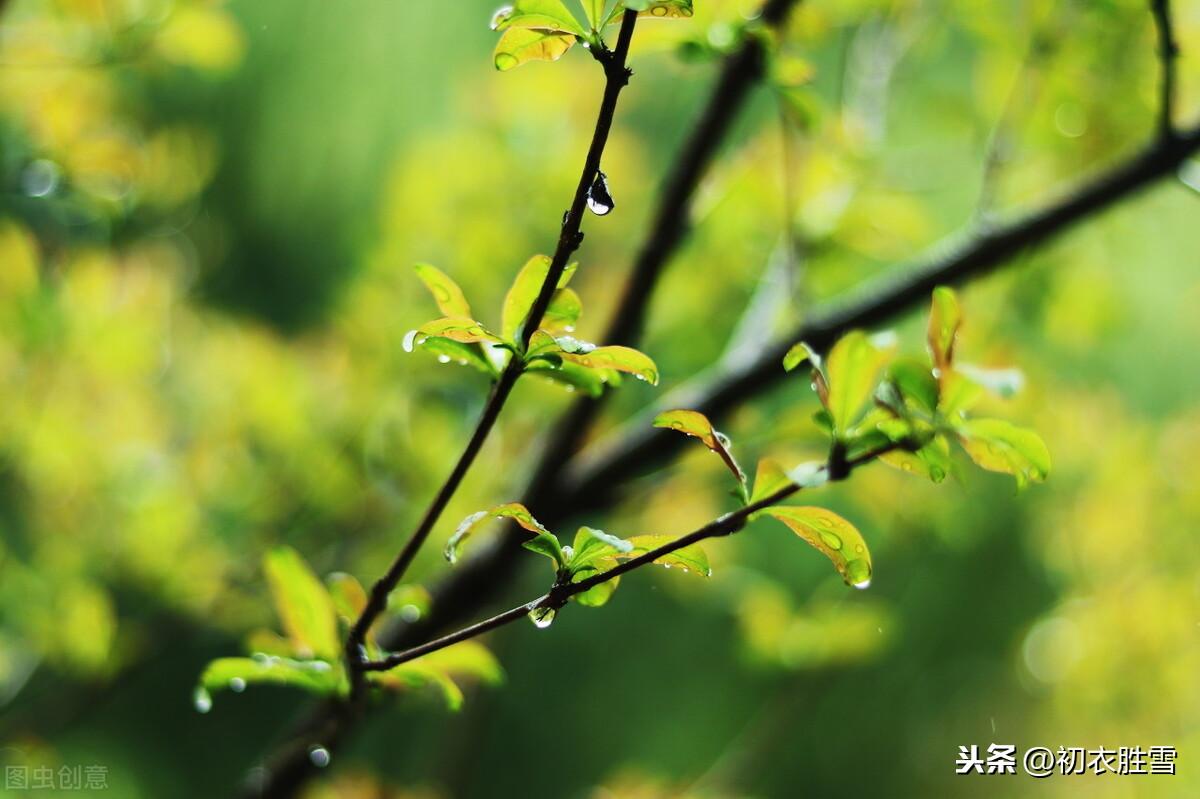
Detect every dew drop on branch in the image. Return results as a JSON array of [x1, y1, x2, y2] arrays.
[[193, 686, 213, 714], [586, 170, 615, 216], [528, 606, 556, 629]]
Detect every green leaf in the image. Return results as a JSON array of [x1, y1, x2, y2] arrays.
[[938, 368, 986, 417], [446, 502, 552, 564], [888, 358, 938, 414], [761, 506, 872, 588], [326, 572, 367, 623], [543, 287, 582, 334], [494, 27, 577, 71], [413, 263, 472, 318], [492, 0, 588, 35], [957, 418, 1050, 488], [653, 409, 746, 487], [414, 336, 499, 375], [522, 530, 567, 571], [608, 0, 694, 24], [622, 535, 711, 576], [880, 436, 952, 483], [405, 317, 505, 352], [572, 567, 620, 607], [368, 641, 503, 711], [263, 547, 340, 661], [927, 286, 962, 371], [560, 345, 658, 385], [199, 656, 342, 701], [750, 458, 793, 504], [527, 358, 609, 396], [824, 330, 891, 437], [783, 340, 819, 372], [501, 255, 553, 343], [569, 526, 633, 572], [581, 0, 608, 29]]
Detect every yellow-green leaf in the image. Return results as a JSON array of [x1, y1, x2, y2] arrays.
[[501, 255, 553, 342], [583, 0, 608, 28], [413, 263, 471, 318], [405, 317, 504, 351], [622, 535, 710, 576], [824, 330, 891, 436], [527, 358, 609, 396], [927, 286, 962, 371], [198, 656, 343, 702], [608, 0, 694, 23], [494, 27, 577, 71], [368, 641, 503, 711], [446, 502, 552, 564], [957, 418, 1050, 488], [783, 340, 819, 372], [880, 436, 952, 483], [762, 507, 872, 588], [560, 345, 658, 385], [326, 572, 367, 622], [493, 0, 588, 35], [543, 287, 582, 334], [750, 458, 793, 504], [653, 408, 746, 486], [263, 547, 340, 660]]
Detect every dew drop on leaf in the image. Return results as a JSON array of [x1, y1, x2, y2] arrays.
[[308, 745, 331, 768], [402, 330, 419, 353], [193, 686, 213, 714], [586, 170, 615, 216], [229, 677, 246, 693]]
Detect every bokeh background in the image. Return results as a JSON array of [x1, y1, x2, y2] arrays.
[[2, 0, 1199, 796]]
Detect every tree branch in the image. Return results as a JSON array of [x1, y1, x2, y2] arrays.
[[341, 11, 641, 691], [362, 444, 895, 672], [1150, 0, 1180, 140]]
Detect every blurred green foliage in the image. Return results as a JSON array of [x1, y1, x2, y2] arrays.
[[1, 0, 1199, 797]]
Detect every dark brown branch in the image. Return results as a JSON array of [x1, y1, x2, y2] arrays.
[[341, 11, 641, 691], [1150, 0, 1180, 140], [363, 444, 895, 672]]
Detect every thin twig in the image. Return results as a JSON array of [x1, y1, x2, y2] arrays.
[[1150, 0, 1179, 140], [364, 444, 894, 672], [341, 10, 641, 691]]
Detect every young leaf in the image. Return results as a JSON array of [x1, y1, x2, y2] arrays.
[[928, 286, 962, 372], [404, 317, 505, 351], [326, 572, 367, 622], [880, 436, 953, 483], [888, 358, 938, 414], [750, 458, 793, 504], [368, 641, 503, 711], [416, 336, 498, 375], [501, 255, 554, 343], [783, 340, 820, 372], [543, 287, 582, 334], [522, 530, 567, 571], [492, 0, 588, 35], [264, 547, 340, 661], [413, 263, 472, 318], [446, 503, 552, 564], [653, 409, 746, 487], [494, 27, 577, 71], [938, 368, 985, 417], [824, 330, 891, 436], [956, 418, 1051, 488], [582, 0, 608, 29], [569, 526, 633, 572], [559, 345, 658, 384], [527, 358, 609, 396], [761, 507, 873, 589], [607, 0, 694, 24], [622, 535, 711, 576], [571, 566, 620, 607], [198, 656, 343, 701]]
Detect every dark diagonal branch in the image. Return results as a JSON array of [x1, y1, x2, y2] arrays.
[[364, 444, 894, 673], [1150, 0, 1180, 140], [341, 11, 641, 691]]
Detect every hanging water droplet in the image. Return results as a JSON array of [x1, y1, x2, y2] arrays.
[[586, 170, 615, 216], [229, 677, 247, 693], [846, 558, 872, 590], [193, 686, 213, 713], [852, 577, 872, 590], [21, 159, 60, 197], [402, 329, 419, 352], [399, 603, 422, 623], [528, 606, 556, 629], [490, 5, 514, 30], [308, 745, 331, 768]]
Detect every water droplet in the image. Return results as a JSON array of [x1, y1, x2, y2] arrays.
[[308, 661, 332, 673], [586, 170, 615, 216], [818, 531, 842, 551], [490, 5, 513, 30], [494, 52, 517, 71], [561, 545, 575, 560], [852, 577, 872, 590], [528, 606, 556, 629], [21, 159, 59, 197], [437, 354, 452, 364], [402, 330, 419, 352], [399, 603, 421, 623], [846, 558, 872, 590], [193, 686, 213, 713], [229, 677, 247, 693], [308, 745, 331, 768], [854, 544, 865, 554]]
